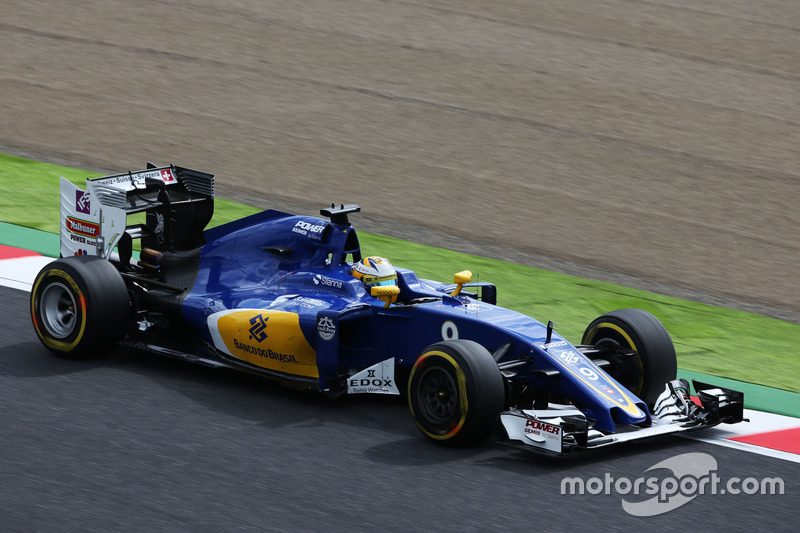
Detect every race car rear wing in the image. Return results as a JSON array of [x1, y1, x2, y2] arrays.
[[60, 164, 214, 261]]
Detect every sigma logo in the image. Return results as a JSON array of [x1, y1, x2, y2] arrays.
[[292, 220, 326, 237], [317, 316, 336, 341], [313, 274, 342, 289], [66, 217, 100, 238], [248, 314, 269, 343], [75, 190, 91, 214], [526, 419, 561, 436]]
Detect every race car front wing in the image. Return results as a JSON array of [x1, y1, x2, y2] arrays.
[[495, 379, 745, 455]]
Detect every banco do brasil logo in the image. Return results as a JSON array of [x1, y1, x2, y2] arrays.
[[248, 314, 269, 342]]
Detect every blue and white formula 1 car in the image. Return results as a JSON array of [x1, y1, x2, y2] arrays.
[[30, 164, 745, 455]]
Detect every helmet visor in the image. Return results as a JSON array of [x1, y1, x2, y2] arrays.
[[362, 273, 397, 287]]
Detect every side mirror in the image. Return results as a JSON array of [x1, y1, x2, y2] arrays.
[[370, 285, 400, 308], [451, 270, 473, 296]]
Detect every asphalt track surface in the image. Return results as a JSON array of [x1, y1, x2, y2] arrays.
[[2, 0, 799, 321], [1, 286, 798, 532]]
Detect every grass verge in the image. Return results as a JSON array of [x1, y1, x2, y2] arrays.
[[2, 153, 799, 393]]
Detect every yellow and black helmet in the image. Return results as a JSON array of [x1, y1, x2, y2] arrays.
[[351, 256, 398, 288]]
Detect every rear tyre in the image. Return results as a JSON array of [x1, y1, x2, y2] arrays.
[[31, 256, 130, 358], [582, 308, 677, 405], [408, 340, 505, 446]]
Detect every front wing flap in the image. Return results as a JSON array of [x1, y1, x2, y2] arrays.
[[496, 379, 746, 455]]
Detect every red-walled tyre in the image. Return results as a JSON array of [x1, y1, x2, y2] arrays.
[[31, 256, 130, 358]]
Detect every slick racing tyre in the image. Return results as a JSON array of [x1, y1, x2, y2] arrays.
[[582, 308, 677, 406], [408, 340, 505, 446], [31, 256, 130, 358]]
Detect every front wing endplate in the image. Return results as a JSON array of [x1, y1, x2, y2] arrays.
[[496, 379, 746, 455]]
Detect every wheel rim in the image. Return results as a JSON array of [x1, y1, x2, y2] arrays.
[[595, 334, 644, 395], [40, 282, 78, 339], [416, 366, 458, 425]]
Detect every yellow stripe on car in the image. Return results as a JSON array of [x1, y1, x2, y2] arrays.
[[211, 309, 319, 378]]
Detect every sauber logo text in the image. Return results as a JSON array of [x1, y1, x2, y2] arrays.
[[66, 217, 100, 238]]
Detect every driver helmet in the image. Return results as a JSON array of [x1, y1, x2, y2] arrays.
[[351, 256, 398, 288]]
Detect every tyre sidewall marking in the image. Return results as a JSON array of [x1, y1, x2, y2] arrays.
[[408, 350, 469, 440], [32, 269, 87, 352]]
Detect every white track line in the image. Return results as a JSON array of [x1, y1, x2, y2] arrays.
[[684, 434, 800, 464], [705, 409, 800, 438], [0, 255, 54, 290]]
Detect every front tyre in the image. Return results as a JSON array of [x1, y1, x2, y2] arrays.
[[408, 340, 505, 446], [582, 308, 677, 405], [31, 256, 130, 358]]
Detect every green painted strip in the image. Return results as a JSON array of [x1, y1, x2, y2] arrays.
[[0, 221, 59, 257], [679, 369, 800, 419]]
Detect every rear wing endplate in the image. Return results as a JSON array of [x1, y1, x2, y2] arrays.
[[59, 165, 214, 260]]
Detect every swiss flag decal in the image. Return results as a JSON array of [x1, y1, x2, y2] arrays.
[[161, 169, 175, 182]]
